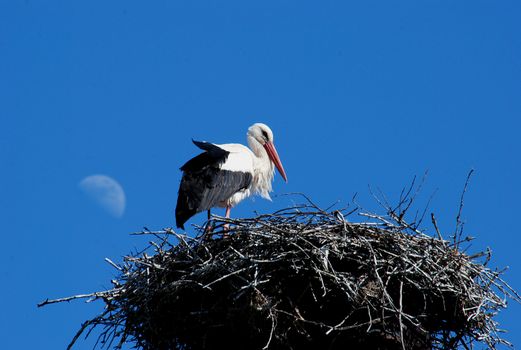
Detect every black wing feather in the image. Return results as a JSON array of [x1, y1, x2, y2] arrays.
[[180, 140, 229, 172], [197, 170, 252, 211], [175, 141, 252, 229]]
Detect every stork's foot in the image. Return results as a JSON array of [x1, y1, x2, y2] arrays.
[[215, 222, 232, 238], [204, 220, 215, 234]]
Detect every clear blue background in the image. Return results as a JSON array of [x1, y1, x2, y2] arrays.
[[1, 1, 520, 348]]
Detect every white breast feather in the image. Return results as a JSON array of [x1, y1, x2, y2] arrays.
[[253, 158, 275, 200]]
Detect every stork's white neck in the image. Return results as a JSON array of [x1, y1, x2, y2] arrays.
[[247, 135, 265, 158], [247, 134, 275, 200]]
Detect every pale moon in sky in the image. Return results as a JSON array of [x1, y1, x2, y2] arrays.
[[79, 175, 126, 218]]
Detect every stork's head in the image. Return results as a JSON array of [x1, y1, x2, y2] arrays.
[[248, 123, 288, 182]]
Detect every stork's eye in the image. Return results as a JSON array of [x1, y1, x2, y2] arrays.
[[261, 130, 269, 141]]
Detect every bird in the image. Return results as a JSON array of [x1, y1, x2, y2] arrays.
[[175, 123, 288, 230]]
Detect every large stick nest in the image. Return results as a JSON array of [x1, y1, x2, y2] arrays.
[[40, 196, 519, 350]]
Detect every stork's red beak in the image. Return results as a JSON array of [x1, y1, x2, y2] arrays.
[[263, 141, 288, 182]]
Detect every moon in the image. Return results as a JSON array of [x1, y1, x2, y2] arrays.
[[79, 175, 126, 218]]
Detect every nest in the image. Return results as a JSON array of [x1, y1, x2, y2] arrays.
[[39, 197, 519, 350]]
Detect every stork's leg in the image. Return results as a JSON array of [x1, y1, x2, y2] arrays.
[[224, 205, 231, 232], [204, 209, 213, 233]]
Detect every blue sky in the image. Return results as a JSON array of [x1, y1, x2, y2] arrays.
[[1, 1, 520, 348]]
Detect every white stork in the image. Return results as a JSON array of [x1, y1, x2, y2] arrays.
[[175, 123, 287, 229]]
